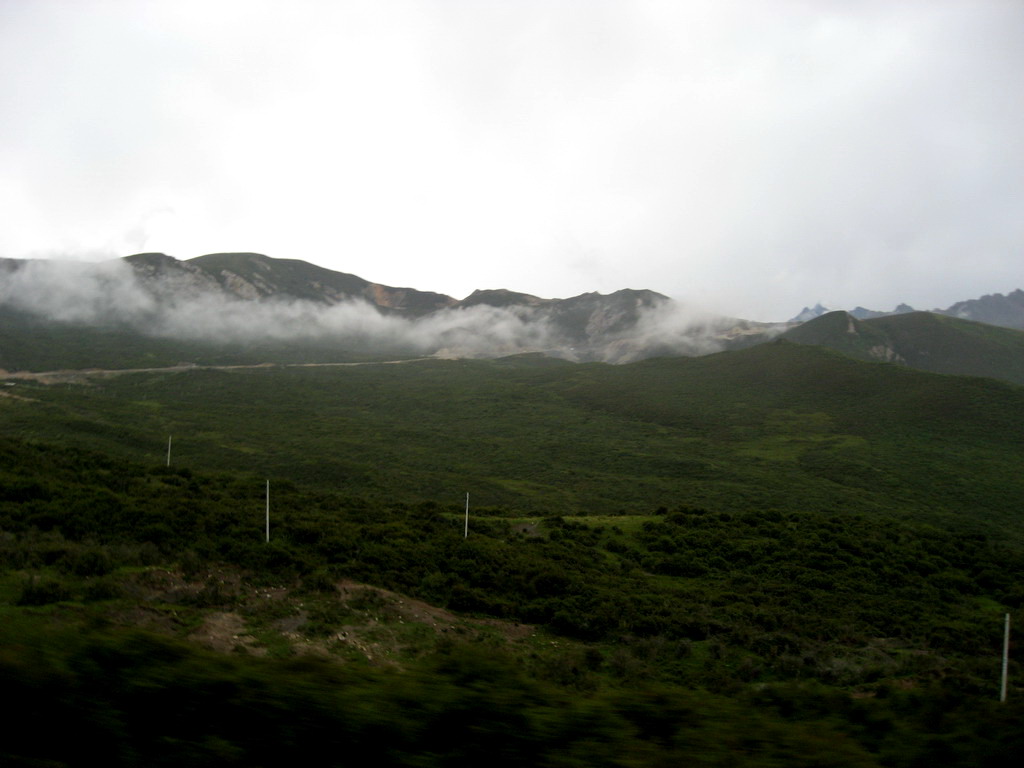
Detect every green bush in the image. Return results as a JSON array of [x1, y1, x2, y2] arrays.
[[17, 575, 72, 606]]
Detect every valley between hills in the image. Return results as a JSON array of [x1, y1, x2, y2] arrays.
[[2, 255, 1024, 766]]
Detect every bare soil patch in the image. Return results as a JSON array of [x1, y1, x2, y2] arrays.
[[190, 611, 264, 655]]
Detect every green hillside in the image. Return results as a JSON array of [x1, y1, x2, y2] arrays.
[[868, 312, 1024, 382], [783, 310, 1024, 385], [2, 341, 1023, 764], [1, 426, 1022, 765], [3, 342, 1020, 537]]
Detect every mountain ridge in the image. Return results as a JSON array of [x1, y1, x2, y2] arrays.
[[0, 252, 747, 364], [789, 291, 1024, 330], [2, 251, 1022, 380]]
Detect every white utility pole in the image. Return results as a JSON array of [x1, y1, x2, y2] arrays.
[[265, 480, 270, 543], [464, 492, 469, 538], [1001, 613, 1011, 702], [166, 436, 172, 467]]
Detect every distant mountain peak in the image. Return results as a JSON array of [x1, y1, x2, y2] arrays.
[[124, 252, 177, 265], [790, 304, 830, 323], [795, 289, 1024, 331], [939, 289, 1024, 329], [849, 303, 916, 320], [456, 288, 550, 309]]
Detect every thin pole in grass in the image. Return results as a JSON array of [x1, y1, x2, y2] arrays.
[[266, 480, 270, 543], [464, 492, 469, 538], [166, 435, 172, 467], [1001, 613, 1011, 702]]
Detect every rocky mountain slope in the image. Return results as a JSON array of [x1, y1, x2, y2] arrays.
[[1, 252, 770, 364], [125, 252, 457, 315], [941, 288, 1024, 329], [2, 251, 1021, 373]]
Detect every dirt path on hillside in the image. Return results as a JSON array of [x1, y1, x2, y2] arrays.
[[0, 357, 435, 384]]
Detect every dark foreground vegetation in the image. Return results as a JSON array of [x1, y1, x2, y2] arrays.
[[2, 345, 1023, 765], [1, 433, 1022, 766]]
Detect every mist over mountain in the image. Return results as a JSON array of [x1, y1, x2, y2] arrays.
[[0, 253, 767, 364], [3, 252, 1021, 374]]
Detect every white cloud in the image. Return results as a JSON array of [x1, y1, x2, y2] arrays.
[[1, 0, 1021, 320]]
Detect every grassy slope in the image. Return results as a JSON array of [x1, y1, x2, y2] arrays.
[[3, 340, 1024, 764], [1, 431, 1022, 766], [783, 310, 1024, 385], [562, 342, 1024, 533], [2, 342, 1023, 540], [868, 312, 1024, 383]]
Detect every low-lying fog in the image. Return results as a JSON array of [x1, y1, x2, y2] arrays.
[[0, 258, 763, 363]]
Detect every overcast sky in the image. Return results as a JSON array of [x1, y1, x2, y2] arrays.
[[1, 0, 1021, 321]]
